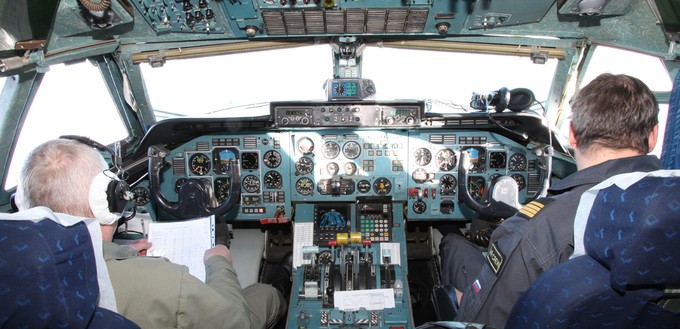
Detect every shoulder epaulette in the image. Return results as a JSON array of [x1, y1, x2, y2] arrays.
[[516, 197, 554, 220]]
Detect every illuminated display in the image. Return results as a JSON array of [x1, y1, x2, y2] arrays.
[[332, 81, 359, 98], [391, 109, 411, 115], [286, 110, 305, 116]]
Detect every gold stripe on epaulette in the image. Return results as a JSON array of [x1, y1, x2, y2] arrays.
[[518, 200, 546, 219]]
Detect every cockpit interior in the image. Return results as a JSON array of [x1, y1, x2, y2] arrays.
[[1, 0, 679, 328]]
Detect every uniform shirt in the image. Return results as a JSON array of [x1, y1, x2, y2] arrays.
[[455, 155, 662, 329]]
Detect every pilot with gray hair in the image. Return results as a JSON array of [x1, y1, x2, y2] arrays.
[[15, 138, 287, 329]]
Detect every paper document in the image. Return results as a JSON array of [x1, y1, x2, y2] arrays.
[[334, 289, 396, 311], [147, 216, 215, 282], [293, 222, 315, 268]]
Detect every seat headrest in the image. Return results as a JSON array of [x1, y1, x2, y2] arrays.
[[0, 219, 139, 329], [584, 174, 680, 292]]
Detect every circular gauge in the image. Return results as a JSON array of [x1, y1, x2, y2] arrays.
[[344, 162, 357, 175], [511, 173, 526, 190], [131, 186, 150, 206], [342, 141, 361, 159], [326, 162, 339, 176], [334, 83, 346, 96], [509, 153, 527, 171], [322, 141, 340, 159], [414, 147, 432, 166], [488, 173, 502, 183], [189, 153, 211, 176], [214, 178, 230, 202], [489, 152, 507, 169], [263, 150, 282, 168], [295, 177, 314, 196], [413, 200, 427, 214], [241, 152, 259, 170], [462, 146, 487, 173], [373, 177, 392, 195], [357, 180, 371, 193], [214, 149, 237, 174], [318, 250, 334, 265], [316, 180, 330, 194], [295, 157, 314, 175], [412, 168, 429, 184], [436, 148, 457, 171], [263, 171, 283, 189], [242, 175, 260, 193], [174, 178, 187, 193], [440, 174, 456, 196], [468, 177, 486, 200], [297, 137, 315, 155]]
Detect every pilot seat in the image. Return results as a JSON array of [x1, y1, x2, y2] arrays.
[[505, 170, 680, 328], [0, 215, 139, 329]]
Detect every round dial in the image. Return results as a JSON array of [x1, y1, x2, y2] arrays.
[[414, 147, 432, 166], [436, 148, 457, 171], [509, 153, 527, 171], [511, 173, 526, 190], [462, 147, 487, 173], [342, 141, 361, 159], [322, 141, 340, 159], [263, 150, 282, 168], [489, 152, 507, 169], [344, 162, 357, 175], [439, 174, 456, 196], [412, 168, 429, 184], [214, 178, 230, 202], [373, 177, 392, 195], [413, 200, 427, 214], [189, 153, 211, 176], [295, 177, 314, 196], [468, 177, 485, 200], [295, 157, 314, 175], [263, 171, 283, 189], [488, 174, 502, 183], [131, 186, 150, 206], [326, 162, 339, 176], [297, 137, 315, 155], [241, 152, 259, 170], [174, 178, 187, 193], [357, 180, 371, 193], [242, 175, 261, 193], [317, 250, 334, 265], [334, 83, 346, 96]]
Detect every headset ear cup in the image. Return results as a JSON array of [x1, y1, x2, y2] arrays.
[[494, 87, 510, 112], [89, 171, 123, 225], [508, 88, 535, 112]]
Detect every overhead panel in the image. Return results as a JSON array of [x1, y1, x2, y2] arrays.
[[467, 0, 556, 30], [222, 0, 463, 38]]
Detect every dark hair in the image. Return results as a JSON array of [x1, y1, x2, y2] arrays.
[[569, 73, 659, 154]]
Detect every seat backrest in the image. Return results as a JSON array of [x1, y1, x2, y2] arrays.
[[505, 171, 680, 329], [0, 218, 139, 329]]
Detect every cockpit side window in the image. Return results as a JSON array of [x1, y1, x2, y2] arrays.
[[559, 45, 672, 157], [4, 61, 128, 189]]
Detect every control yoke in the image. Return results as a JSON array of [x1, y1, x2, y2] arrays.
[[458, 145, 553, 220], [148, 145, 241, 219]]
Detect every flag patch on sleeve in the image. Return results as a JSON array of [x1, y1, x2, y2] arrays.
[[473, 279, 481, 293]]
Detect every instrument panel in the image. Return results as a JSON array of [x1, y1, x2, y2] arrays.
[[154, 129, 543, 222]]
